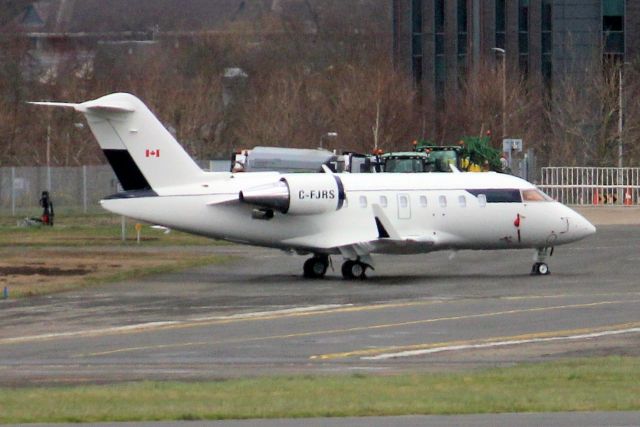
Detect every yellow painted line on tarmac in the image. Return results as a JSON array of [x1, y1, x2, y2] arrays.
[[7, 292, 640, 347], [76, 299, 640, 358], [0, 301, 440, 346], [364, 325, 640, 360], [311, 321, 640, 361], [5, 293, 639, 346], [309, 301, 640, 360]]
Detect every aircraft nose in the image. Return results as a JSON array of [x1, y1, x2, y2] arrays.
[[572, 214, 596, 240]]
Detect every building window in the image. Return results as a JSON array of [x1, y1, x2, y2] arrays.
[[541, 0, 552, 87], [519, 0, 529, 76], [457, 0, 468, 85], [603, 0, 624, 62], [495, 0, 506, 50], [411, 0, 424, 86]]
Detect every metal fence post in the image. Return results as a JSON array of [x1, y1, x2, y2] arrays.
[[83, 165, 88, 213], [617, 167, 623, 205], [11, 167, 15, 216]]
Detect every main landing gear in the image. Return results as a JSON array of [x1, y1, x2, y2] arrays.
[[531, 247, 553, 276], [341, 259, 369, 280], [303, 255, 329, 279], [302, 255, 371, 280]]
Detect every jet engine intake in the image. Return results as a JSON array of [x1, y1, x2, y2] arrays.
[[239, 174, 345, 215]]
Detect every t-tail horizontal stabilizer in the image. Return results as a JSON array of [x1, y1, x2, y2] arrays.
[[30, 93, 205, 193]]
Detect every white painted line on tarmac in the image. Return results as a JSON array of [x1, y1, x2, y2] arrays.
[[0, 304, 352, 345], [189, 304, 351, 322], [362, 327, 640, 360], [0, 321, 180, 345]]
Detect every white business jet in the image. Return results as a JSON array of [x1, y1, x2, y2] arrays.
[[31, 93, 595, 279]]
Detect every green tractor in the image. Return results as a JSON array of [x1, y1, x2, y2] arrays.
[[372, 141, 463, 173], [409, 136, 503, 172]]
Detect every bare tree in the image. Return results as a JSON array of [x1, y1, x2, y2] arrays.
[[547, 58, 621, 166]]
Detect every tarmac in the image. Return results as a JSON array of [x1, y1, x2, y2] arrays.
[[574, 206, 640, 225], [1, 206, 639, 426], [14, 412, 640, 427], [1, 206, 639, 384]]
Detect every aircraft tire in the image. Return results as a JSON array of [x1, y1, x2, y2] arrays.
[[531, 262, 550, 276], [342, 260, 366, 280], [303, 256, 328, 279]]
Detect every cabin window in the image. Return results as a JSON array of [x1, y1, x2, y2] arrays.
[[399, 195, 409, 208], [458, 195, 467, 207], [522, 189, 553, 202], [419, 195, 428, 207], [466, 189, 522, 203], [359, 195, 368, 208], [478, 194, 487, 207], [380, 195, 388, 207], [439, 195, 447, 207]]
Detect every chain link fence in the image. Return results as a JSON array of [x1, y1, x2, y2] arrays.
[[1, 165, 119, 216], [1, 161, 230, 216]]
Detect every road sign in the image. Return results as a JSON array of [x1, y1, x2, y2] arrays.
[[503, 139, 523, 152]]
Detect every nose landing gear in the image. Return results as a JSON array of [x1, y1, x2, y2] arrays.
[[531, 247, 553, 276], [531, 262, 550, 275]]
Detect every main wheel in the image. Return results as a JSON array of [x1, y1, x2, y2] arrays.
[[341, 260, 366, 280], [303, 256, 328, 279]]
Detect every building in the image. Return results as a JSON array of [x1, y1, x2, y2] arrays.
[[393, 0, 637, 100]]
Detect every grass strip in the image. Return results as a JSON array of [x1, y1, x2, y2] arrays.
[[11, 254, 232, 298], [1, 212, 232, 246], [1, 357, 639, 423], [1, 213, 233, 297]]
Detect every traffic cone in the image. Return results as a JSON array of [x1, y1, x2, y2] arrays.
[[592, 190, 599, 205], [624, 188, 633, 206]]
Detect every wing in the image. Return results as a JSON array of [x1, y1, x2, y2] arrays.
[[282, 203, 437, 257]]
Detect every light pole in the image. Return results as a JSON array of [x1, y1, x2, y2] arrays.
[[492, 47, 507, 139], [618, 66, 624, 168], [46, 123, 51, 192]]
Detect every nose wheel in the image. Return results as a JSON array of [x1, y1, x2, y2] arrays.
[[303, 255, 329, 279], [531, 262, 550, 275], [341, 260, 368, 280], [531, 247, 552, 276]]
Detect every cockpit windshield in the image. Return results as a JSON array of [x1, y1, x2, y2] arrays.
[[522, 189, 553, 202]]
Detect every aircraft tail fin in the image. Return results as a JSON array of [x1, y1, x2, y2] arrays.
[[30, 93, 204, 192]]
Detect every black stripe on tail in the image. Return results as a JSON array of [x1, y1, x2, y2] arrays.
[[103, 149, 152, 191]]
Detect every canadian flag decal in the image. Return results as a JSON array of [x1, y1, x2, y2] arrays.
[[145, 149, 160, 158]]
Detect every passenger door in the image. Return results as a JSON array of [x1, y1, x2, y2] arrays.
[[397, 193, 411, 220]]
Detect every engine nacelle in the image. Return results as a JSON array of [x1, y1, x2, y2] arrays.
[[284, 174, 345, 215], [240, 174, 345, 215]]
